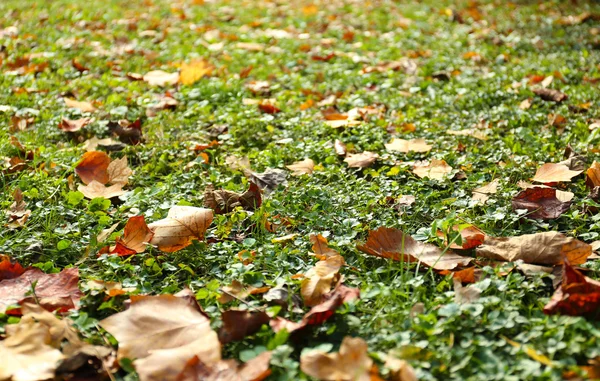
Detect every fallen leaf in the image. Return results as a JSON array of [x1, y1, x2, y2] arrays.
[[218, 309, 270, 344], [412, 159, 453, 180], [301, 255, 344, 307], [258, 103, 281, 114], [0, 267, 82, 314], [100, 295, 221, 381], [286, 158, 315, 176], [11, 115, 34, 132], [511, 186, 573, 219], [111, 216, 154, 255], [586, 161, 600, 189], [300, 336, 372, 381], [334, 140, 347, 156], [179, 59, 213, 85], [438, 267, 482, 284], [108, 119, 143, 145], [558, 145, 586, 171], [86, 279, 133, 297], [0, 255, 25, 280], [385, 138, 432, 153], [437, 225, 485, 250], [476, 232, 591, 265], [344, 152, 379, 168], [384, 355, 418, 381], [358, 227, 472, 270], [177, 351, 271, 381], [64, 98, 97, 112], [146, 95, 178, 117], [270, 284, 360, 334], [107, 156, 132, 186], [236, 42, 265, 51], [148, 206, 213, 252], [204, 183, 262, 214], [82, 137, 120, 152], [75, 151, 110, 185], [472, 179, 499, 204], [453, 278, 481, 304], [58, 117, 91, 132], [361, 59, 417, 75], [533, 87, 567, 103], [519, 98, 532, 110], [310, 234, 340, 259], [247, 168, 287, 193], [532, 163, 581, 183], [143, 70, 180, 86], [543, 260, 600, 319], [78, 181, 125, 199], [246, 80, 270, 95], [5, 188, 31, 229], [446, 129, 488, 141]]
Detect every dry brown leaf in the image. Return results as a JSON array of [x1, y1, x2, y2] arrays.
[[82, 137, 120, 152], [58, 117, 91, 132], [75, 151, 110, 185], [532, 163, 582, 183], [586, 161, 600, 189], [301, 255, 345, 307], [511, 186, 573, 219], [64, 98, 97, 113], [385, 138, 432, 153], [310, 234, 340, 259], [300, 336, 372, 381], [148, 206, 213, 252], [358, 227, 472, 270], [437, 225, 485, 250], [533, 87, 567, 103], [384, 355, 418, 381], [286, 158, 315, 176], [143, 70, 180, 86], [100, 295, 221, 381], [179, 59, 213, 85], [236, 42, 265, 51], [78, 180, 125, 199], [6, 188, 31, 229], [218, 309, 270, 344], [453, 278, 481, 304], [111, 216, 154, 255], [412, 159, 452, 180], [218, 280, 270, 304], [246, 80, 270, 95], [334, 140, 347, 156], [476, 232, 591, 265], [107, 156, 132, 186], [204, 183, 262, 214], [446, 129, 488, 141], [10, 116, 34, 132], [344, 152, 379, 168], [472, 179, 499, 204], [177, 352, 272, 381]]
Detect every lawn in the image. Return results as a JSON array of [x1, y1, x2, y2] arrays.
[[1, 0, 600, 380]]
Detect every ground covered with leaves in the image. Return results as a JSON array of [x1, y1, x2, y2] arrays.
[[1, 0, 600, 380]]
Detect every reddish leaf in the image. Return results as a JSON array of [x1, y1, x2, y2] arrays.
[[75, 151, 110, 185], [0, 268, 82, 314], [437, 225, 485, 250], [512, 186, 573, 219], [258, 103, 280, 114], [0, 255, 25, 280], [438, 267, 482, 284], [218, 309, 270, 344], [543, 261, 600, 319], [111, 216, 154, 256], [270, 284, 359, 334], [358, 227, 472, 270]]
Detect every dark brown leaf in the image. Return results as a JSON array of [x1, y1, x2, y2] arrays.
[[533, 87, 567, 103], [511, 186, 573, 220], [218, 309, 270, 344], [204, 183, 262, 214]]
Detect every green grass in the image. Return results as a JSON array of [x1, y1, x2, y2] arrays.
[[2, 0, 600, 380]]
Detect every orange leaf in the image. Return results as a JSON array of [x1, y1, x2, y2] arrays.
[[112, 216, 154, 255], [75, 151, 110, 185]]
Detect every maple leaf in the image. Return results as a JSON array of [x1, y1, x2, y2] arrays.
[[476, 232, 591, 265], [64, 98, 97, 112], [511, 186, 573, 219], [0, 267, 82, 314], [143, 70, 180, 86], [412, 159, 452, 180], [100, 295, 221, 381], [148, 206, 213, 252], [286, 158, 315, 176], [58, 117, 91, 132], [107, 156, 133, 186], [532, 163, 581, 183], [301, 336, 372, 381], [344, 152, 379, 168], [358, 227, 472, 270], [75, 151, 110, 184], [301, 255, 344, 307], [543, 260, 600, 319], [385, 138, 432, 153], [179, 59, 213, 85], [111, 215, 154, 255]]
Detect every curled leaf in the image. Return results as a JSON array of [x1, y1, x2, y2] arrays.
[[511, 186, 573, 220]]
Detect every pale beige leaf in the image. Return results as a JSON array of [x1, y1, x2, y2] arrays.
[[300, 336, 372, 381], [519, 99, 532, 110], [107, 156, 132, 186], [532, 163, 582, 183], [446, 129, 487, 140], [301, 255, 344, 307], [148, 206, 213, 252], [143, 70, 180, 87], [64, 98, 96, 113], [286, 158, 315, 176], [472, 179, 499, 204], [385, 138, 432, 153], [236, 42, 265, 51], [384, 355, 418, 381], [325, 119, 362, 128], [344, 152, 379, 168], [412, 159, 452, 180], [99, 295, 220, 363], [78, 181, 125, 199], [78, 181, 124, 199], [476, 231, 591, 265]]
